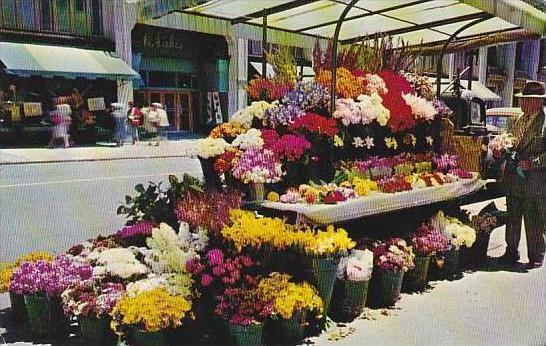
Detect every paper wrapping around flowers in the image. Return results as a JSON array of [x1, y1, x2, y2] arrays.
[[23, 102, 43, 117], [263, 175, 487, 226], [87, 97, 106, 111]]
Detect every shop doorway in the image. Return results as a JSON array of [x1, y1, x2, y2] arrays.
[[136, 90, 194, 132]]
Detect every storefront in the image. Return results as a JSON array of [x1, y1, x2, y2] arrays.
[[131, 25, 229, 134], [0, 42, 139, 147]]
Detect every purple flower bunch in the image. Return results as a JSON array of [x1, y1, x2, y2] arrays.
[[433, 99, 453, 118], [10, 255, 93, 297], [265, 103, 304, 126], [282, 81, 330, 112], [214, 287, 273, 326], [232, 148, 284, 184], [62, 280, 125, 318], [410, 224, 449, 257], [433, 154, 459, 172], [372, 238, 415, 272], [116, 221, 154, 240]]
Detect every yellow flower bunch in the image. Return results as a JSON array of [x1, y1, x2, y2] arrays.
[[111, 288, 193, 334], [221, 210, 300, 251], [209, 122, 247, 139], [257, 273, 323, 319], [0, 251, 54, 293], [267, 191, 280, 202], [296, 225, 355, 256], [352, 177, 378, 197], [316, 68, 365, 99]]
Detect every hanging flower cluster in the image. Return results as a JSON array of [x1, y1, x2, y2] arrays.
[[232, 148, 284, 184], [289, 112, 339, 138], [372, 238, 415, 272]]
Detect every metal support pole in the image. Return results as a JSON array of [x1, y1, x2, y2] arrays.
[[436, 17, 487, 97], [330, 0, 358, 115], [262, 9, 268, 78]]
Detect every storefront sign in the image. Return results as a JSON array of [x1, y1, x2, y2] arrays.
[[23, 103, 43, 117], [88, 97, 106, 111]]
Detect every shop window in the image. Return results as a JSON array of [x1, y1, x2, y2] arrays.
[[177, 74, 196, 89], [1, 0, 17, 29], [40, 0, 53, 31], [148, 71, 176, 88]]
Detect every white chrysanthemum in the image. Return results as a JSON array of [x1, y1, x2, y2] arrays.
[[190, 137, 230, 159], [232, 128, 264, 150]]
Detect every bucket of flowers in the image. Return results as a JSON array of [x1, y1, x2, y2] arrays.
[[368, 238, 415, 308], [190, 137, 231, 190], [403, 225, 449, 291], [258, 273, 323, 343], [462, 213, 498, 267], [429, 211, 476, 279], [111, 287, 193, 346], [215, 287, 273, 346], [9, 255, 93, 338], [61, 280, 124, 343], [0, 251, 53, 322], [330, 249, 374, 322], [296, 226, 355, 314]]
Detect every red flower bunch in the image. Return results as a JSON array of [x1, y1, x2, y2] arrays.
[[289, 113, 339, 138], [372, 237, 415, 272], [247, 77, 293, 102], [214, 287, 273, 325], [410, 224, 449, 257], [186, 249, 258, 292], [376, 175, 412, 193], [267, 134, 311, 162], [214, 149, 240, 174], [323, 190, 347, 204], [378, 70, 415, 133], [175, 190, 242, 234], [260, 128, 280, 148]]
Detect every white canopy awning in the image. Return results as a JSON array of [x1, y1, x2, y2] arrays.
[[152, 0, 545, 49]]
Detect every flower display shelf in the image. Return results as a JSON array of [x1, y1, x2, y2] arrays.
[[368, 269, 404, 308], [228, 323, 263, 346], [330, 279, 370, 322], [402, 256, 431, 292], [9, 292, 27, 322], [24, 294, 68, 338], [79, 315, 116, 344]]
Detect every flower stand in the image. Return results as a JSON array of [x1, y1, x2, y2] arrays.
[[198, 158, 223, 191], [307, 256, 339, 314], [402, 256, 431, 292], [9, 292, 27, 322], [130, 328, 168, 346], [248, 183, 266, 203], [79, 315, 116, 344], [24, 294, 68, 338], [367, 269, 404, 308], [330, 279, 370, 322], [228, 323, 263, 346]]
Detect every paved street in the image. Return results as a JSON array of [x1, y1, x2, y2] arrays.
[[0, 157, 201, 263]]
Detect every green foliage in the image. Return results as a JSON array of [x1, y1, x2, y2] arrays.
[[117, 174, 204, 227], [267, 46, 298, 83]]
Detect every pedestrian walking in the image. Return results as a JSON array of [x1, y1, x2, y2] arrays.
[[111, 103, 126, 146], [47, 104, 72, 148], [142, 103, 160, 146], [499, 80, 546, 269], [152, 102, 170, 146], [127, 101, 141, 145]]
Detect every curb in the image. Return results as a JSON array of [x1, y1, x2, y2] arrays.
[[0, 154, 192, 166]]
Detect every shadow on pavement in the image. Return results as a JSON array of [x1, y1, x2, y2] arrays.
[[464, 258, 529, 273]]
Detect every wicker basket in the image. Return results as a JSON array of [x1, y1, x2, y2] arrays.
[[441, 118, 486, 173], [330, 279, 370, 322]]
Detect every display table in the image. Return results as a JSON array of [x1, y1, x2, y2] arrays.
[[262, 176, 489, 226]]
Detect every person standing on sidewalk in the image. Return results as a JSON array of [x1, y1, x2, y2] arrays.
[[127, 101, 141, 145], [499, 81, 546, 269], [152, 102, 170, 146], [111, 103, 126, 147], [47, 104, 72, 148]]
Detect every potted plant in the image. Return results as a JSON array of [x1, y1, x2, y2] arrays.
[[369, 238, 415, 308], [214, 287, 272, 346], [258, 272, 323, 343], [110, 287, 193, 346], [330, 249, 374, 321], [232, 147, 284, 203], [0, 251, 53, 322], [62, 281, 124, 343], [297, 225, 356, 314], [403, 224, 449, 291], [429, 212, 476, 279], [9, 255, 93, 338]]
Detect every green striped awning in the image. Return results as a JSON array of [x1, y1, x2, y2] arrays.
[[0, 42, 140, 80]]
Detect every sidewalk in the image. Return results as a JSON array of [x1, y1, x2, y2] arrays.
[[0, 140, 197, 165]]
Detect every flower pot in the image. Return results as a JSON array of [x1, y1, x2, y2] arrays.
[[330, 279, 370, 322], [307, 256, 339, 314], [79, 315, 116, 344], [402, 256, 431, 292], [9, 291, 27, 322], [131, 328, 168, 346], [24, 294, 69, 338], [199, 158, 223, 191], [368, 269, 404, 308], [274, 310, 307, 342], [430, 248, 461, 280], [228, 323, 263, 346], [248, 183, 266, 203]]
